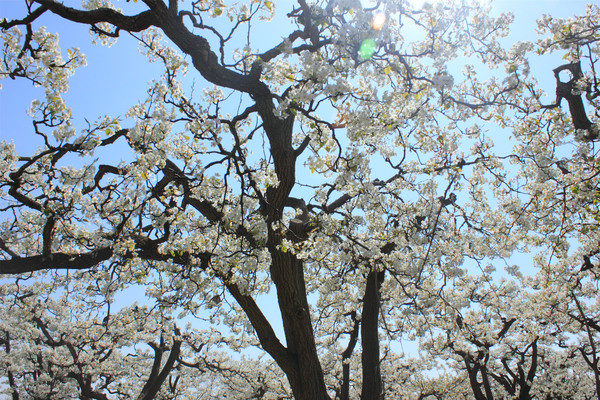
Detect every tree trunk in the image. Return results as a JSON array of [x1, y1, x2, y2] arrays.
[[258, 94, 330, 399], [361, 268, 385, 400], [269, 249, 330, 399]]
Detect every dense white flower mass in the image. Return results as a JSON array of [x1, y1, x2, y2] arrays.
[[0, 0, 599, 399]]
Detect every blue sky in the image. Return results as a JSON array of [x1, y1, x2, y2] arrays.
[[0, 0, 594, 153]]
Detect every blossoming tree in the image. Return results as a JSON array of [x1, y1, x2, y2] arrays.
[[0, 0, 598, 398]]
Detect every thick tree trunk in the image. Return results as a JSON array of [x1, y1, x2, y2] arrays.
[[257, 93, 330, 399], [361, 268, 385, 400], [268, 248, 330, 399]]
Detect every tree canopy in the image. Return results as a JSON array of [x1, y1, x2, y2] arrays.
[[0, 0, 599, 399]]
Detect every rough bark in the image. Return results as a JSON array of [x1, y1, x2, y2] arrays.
[[137, 337, 182, 400], [552, 61, 596, 139], [361, 268, 385, 400], [0, 248, 114, 274], [340, 311, 360, 400]]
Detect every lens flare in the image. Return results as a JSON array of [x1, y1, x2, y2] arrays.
[[359, 38, 377, 60], [372, 13, 386, 30]]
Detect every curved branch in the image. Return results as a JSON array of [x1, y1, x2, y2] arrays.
[[142, 0, 269, 96], [0, 5, 48, 29], [31, 0, 157, 33], [553, 62, 594, 133]]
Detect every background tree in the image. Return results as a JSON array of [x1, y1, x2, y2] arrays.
[[0, 0, 598, 399]]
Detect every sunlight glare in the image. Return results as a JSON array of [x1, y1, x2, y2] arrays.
[[372, 12, 386, 30]]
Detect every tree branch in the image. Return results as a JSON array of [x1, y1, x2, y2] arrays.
[[138, 335, 182, 400], [0, 4, 48, 29], [142, 0, 270, 96], [32, 0, 157, 33], [340, 311, 360, 400], [224, 280, 296, 379], [0, 247, 113, 275]]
